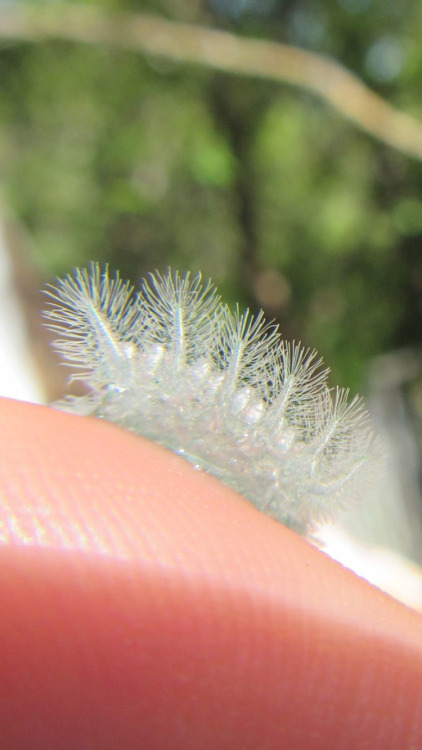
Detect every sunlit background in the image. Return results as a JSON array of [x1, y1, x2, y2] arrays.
[[2, 0, 422, 604]]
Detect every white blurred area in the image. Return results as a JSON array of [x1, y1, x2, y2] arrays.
[[330, 347, 422, 611], [1, 206, 422, 610], [0, 214, 45, 404], [319, 523, 422, 612]]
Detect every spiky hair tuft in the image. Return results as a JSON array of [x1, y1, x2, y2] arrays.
[[44, 263, 378, 535]]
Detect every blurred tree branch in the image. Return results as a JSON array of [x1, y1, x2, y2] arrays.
[[1, 4, 422, 160]]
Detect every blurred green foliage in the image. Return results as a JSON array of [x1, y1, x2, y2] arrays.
[[1, 0, 422, 392]]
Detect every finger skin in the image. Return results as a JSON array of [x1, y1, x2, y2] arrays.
[[0, 397, 421, 749]]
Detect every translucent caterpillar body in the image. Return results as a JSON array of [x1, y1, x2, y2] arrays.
[[45, 264, 377, 535]]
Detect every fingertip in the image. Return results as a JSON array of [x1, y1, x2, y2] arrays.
[[1, 397, 422, 749]]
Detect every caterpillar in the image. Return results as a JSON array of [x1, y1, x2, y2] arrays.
[[44, 263, 377, 535]]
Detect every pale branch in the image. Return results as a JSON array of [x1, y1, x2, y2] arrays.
[[1, 3, 422, 160]]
